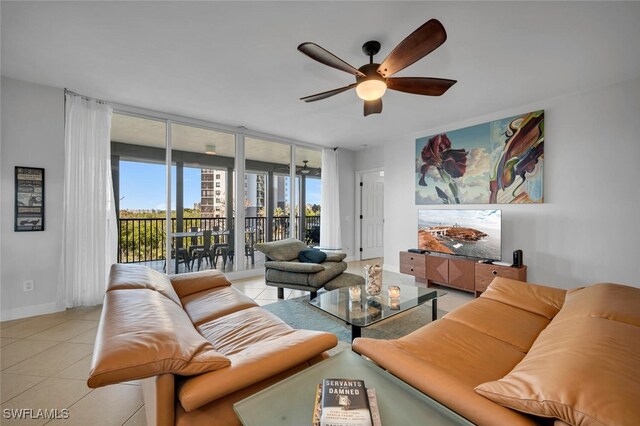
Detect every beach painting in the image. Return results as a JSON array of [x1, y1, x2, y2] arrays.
[[415, 110, 544, 204]]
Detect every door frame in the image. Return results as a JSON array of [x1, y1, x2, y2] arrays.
[[355, 167, 384, 261]]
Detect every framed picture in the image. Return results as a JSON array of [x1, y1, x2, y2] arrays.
[[415, 110, 544, 204], [15, 166, 45, 231]]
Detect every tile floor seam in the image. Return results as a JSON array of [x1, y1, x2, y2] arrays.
[[2, 319, 72, 338], [4, 342, 94, 378], [121, 404, 143, 426], [0, 375, 45, 405], [1, 341, 63, 371]]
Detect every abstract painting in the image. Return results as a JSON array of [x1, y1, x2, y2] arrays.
[[415, 110, 544, 204]]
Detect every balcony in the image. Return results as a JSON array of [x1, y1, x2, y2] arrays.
[[118, 215, 320, 273]]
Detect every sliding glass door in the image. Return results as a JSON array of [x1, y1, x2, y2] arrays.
[[111, 110, 322, 276], [111, 113, 169, 271], [170, 123, 236, 273]]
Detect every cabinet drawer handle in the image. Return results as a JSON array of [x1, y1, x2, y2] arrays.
[[410, 257, 414, 261], [492, 270, 498, 275], [410, 268, 414, 272]]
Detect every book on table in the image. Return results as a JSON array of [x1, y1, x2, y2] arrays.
[[312, 378, 381, 426]]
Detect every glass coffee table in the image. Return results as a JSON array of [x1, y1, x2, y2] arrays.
[[234, 350, 473, 425], [309, 284, 446, 341]]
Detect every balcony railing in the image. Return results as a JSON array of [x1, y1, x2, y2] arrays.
[[117, 215, 321, 263]]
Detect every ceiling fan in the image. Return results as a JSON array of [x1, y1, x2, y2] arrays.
[[298, 19, 456, 116]]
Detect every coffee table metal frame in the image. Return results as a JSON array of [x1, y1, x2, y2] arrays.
[[309, 284, 446, 341]]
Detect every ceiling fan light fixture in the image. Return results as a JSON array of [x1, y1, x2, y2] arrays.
[[205, 144, 217, 155], [301, 160, 311, 174], [356, 79, 387, 101]]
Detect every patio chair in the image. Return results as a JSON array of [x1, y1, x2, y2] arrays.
[[214, 230, 256, 270], [186, 226, 201, 255], [163, 241, 191, 273], [190, 229, 213, 271]]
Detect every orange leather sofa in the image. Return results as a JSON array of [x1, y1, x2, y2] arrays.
[[88, 264, 337, 425], [353, 277, 640, 426]]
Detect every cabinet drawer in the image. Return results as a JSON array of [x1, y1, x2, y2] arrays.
[[475, 264, 527, 292], [399, 252, 426, 267], [399, 252, 426, 279]]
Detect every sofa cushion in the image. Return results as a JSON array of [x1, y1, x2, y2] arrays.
[[553, 282, 640, 327], [88, 289, 230, 388], [180, 310, 337, 411], [255, 238, 308, 261], [266, 260, 346, 287], [444, 297, 551, 353], [475, 316, 640, 426], [107, 263, 182, 306], [170, 269, 233, 299], [197, 306, 295, 356], [480, 277, 566, 319], [323, 252, 347, 262], [298, 249, 327, 263], [265, 260, 325, 274], [181, 286, 258, 326], [353, 319, 534, 426]]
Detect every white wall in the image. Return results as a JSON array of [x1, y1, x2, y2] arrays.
[[355, 145, 384, 172], [338, 148, 356, 259], [1, 77, 65, 320], [381, 77, 640, 289]]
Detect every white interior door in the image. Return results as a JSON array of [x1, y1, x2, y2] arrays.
[[360, 171, 384, 259]]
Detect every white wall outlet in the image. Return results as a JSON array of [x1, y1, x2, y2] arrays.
[[23, 280, 34, 292]]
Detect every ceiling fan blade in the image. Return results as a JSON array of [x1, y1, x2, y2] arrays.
[[298, 43, 366, 77], [387, 77, 457, 96], [377, 19, 448, 78], [301, 83, 357, 102], [364, 98, 383, 116]]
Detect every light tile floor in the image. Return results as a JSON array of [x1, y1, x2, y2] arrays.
[[0, 258, 472, 425]]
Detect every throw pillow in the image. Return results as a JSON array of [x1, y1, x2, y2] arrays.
[[298, 249, 327, 263]]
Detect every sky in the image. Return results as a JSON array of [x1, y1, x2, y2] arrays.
[[119, 161, 321, 211]]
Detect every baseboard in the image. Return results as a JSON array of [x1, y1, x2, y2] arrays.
[[1, 302, 63, 322]]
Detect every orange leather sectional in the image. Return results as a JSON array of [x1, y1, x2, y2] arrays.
[[88, 264, 337, 426], [353, 277, 640, 426]]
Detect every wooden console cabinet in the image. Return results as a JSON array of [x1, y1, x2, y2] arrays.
[[399, 251, 427, 281], [474, 263, 527, 296], [426, 254, 475, 293], [399, 251, 527, 296]]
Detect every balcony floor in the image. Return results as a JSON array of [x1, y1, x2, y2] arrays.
[[138, 250, 266, 274]]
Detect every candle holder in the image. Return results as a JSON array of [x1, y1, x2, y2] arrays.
[[387, 286, 401, 299], [349, 286, 362, 302]]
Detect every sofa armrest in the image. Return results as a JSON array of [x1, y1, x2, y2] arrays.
[[265, 261, 325, 273], [170, 270, 232, 298], [353, 338, 537, 426], [177, 330, 337, 411], [323, 252, 347, 262]]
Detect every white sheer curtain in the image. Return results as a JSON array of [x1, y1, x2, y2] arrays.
[[320, 148, 341, 249], [60, 92, 116, 307]]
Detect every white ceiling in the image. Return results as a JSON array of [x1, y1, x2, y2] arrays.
[[110, 113, 322, 167], [2, 1, 640, 150]]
